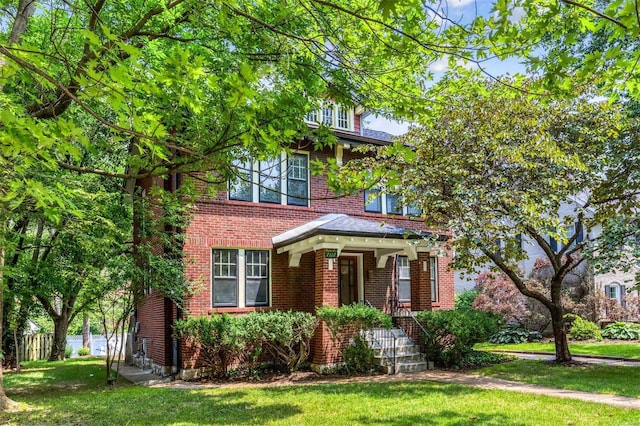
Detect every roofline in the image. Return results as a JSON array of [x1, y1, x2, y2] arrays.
[[332, 129, 393, 146], [273, 227, 446, 249]]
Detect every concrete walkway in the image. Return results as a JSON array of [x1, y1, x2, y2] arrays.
[[117, 355, 640, 410]]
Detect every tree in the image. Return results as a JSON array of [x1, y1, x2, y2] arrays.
[[336, 78, 632, 362], [0, 0, 487, 404]]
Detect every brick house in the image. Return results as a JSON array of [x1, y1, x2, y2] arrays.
[[133, 104, 455, 377]]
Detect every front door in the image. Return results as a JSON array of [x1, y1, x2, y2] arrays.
[[339, 256, 358, 306]]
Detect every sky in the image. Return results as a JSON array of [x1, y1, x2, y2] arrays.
[[365, 0, 528, 135]]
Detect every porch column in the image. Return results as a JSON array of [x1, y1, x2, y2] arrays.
[[312, 249, 339, 366], [410, 252, 432, 312]]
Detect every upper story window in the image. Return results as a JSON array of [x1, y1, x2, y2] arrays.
[[306, 102, 354, 131], [364, 190, 421, 217], [549, 222, 584, 252], [229, 152, 309, 207]]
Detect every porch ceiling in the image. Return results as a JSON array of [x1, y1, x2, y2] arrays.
[[272, 214, 443, 268]]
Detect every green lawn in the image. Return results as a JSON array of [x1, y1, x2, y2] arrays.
[[2, 358, 639, 425], [476, 342, 640, 359], [476, 359, 640, 398]]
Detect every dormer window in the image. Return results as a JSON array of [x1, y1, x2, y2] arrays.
[[306, 102, 354, 131]]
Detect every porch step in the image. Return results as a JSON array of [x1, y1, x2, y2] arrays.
[[365, 327, 429, 374]]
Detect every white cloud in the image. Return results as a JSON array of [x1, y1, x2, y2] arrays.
[[448, 0, 477, 8]]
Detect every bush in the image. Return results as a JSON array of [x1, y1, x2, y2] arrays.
[[455, 290, 478, 311], [343, 334, 377, 373], [488, 326, 530, 344], [602, 322, 640, 340], [176, 311, 319, 377], [416, 310, 501, 368], [244, 311, 317, 372], [316, 303, 391, 372], [77, 347, 91, 356], [567, 315, 602, 341], [176, 314, 251, 377], [65, 345, 73, 358], [456, 351, 513, 369]]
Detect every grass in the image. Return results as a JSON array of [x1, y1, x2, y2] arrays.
[[2, 358, 639, 425], [475, 359, 640, 398], [475, 341, 640, 359]]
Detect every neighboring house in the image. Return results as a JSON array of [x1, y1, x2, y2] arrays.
[[454, 197, 638, 314], [134, 104, 455, 377]]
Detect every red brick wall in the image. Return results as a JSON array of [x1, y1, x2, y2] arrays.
[[410, 253, 433, 311], [433, 251, 455, 310]]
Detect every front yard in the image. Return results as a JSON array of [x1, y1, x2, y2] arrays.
[[2, 358, 639, 425], [476, 341, 640, 359]]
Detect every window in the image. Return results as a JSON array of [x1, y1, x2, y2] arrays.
[[430, 256, 438, 302], [259, 158, 281, 203], [228, 152, 309, 207], [287, 154, 308, 206], [229, 160, 252, 201], [212, 249, 270, 308], [321, 104, 334, 125], [305, 102, 354, 130], [397, 256, 411, 302], [245, 250, 269, 306], [363, 191, 422, 216], [212, 249, 238, 307]]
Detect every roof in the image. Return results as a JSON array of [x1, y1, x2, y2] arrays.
[[361, 128, 395, 142], [272, 213, 431, 248]]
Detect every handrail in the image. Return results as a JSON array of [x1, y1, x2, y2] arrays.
[[364, 300, 397, 374], [393, 305, 431, 368]]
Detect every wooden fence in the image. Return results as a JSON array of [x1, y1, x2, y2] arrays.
[[20, 333, 53, 361]]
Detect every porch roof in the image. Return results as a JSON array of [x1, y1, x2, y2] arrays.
[[272, 214, 443, 268]]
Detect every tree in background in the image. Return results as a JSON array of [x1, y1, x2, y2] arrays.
[[336, 78, 633, 362]]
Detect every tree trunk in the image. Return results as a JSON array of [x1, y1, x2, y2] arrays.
[[0, 218, 17, 409], [550, 307, 571, 363], [48, 315, 70, 361], [82, 313, 90, 349]]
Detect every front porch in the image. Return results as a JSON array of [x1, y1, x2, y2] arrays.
[[272, 213, 446, 367]]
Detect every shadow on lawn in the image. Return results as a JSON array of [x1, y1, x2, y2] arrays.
[[5, 388, 302, 425], [352, 411, 522, 426]]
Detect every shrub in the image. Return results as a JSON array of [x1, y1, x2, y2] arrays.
[[455, 290, 478, 311], [77, 347, 91, 356], [316, 303, 391, 372], [176, 314, 251, 377], [602, 322, 640, 340], [567, 315, 602, 341], [456, 351, 513, 369], [343, 334, 377, 373], [244, 311, 317, 372], [65, 345, 73, 358], [488, 326, 530, 344], [416, 310, 501, 368]]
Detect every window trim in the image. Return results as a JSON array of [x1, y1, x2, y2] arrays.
[[211, 248, 272, 308], [364, 190, 421, 217], [228, 151, 310, 207], [397, 255, 411, 303], [430, 256, 439, 303], [305, 102, 354, 131]]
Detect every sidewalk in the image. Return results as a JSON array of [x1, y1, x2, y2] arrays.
[[117, 357, 640, 410]]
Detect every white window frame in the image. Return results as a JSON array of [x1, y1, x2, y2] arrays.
[[364, 190, 420, 216], [397, 256, 411, 303], [211, 248, 272, 308], [228, 151, 310, 207], [430, 256, 439, 303], [305, 102, 354, 131]]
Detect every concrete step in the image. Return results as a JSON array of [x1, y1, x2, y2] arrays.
[[380, 360, 429, 374], [368, 336, 413, 347], [372, 345, 421, 357], [374, 352, 424, 365]]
